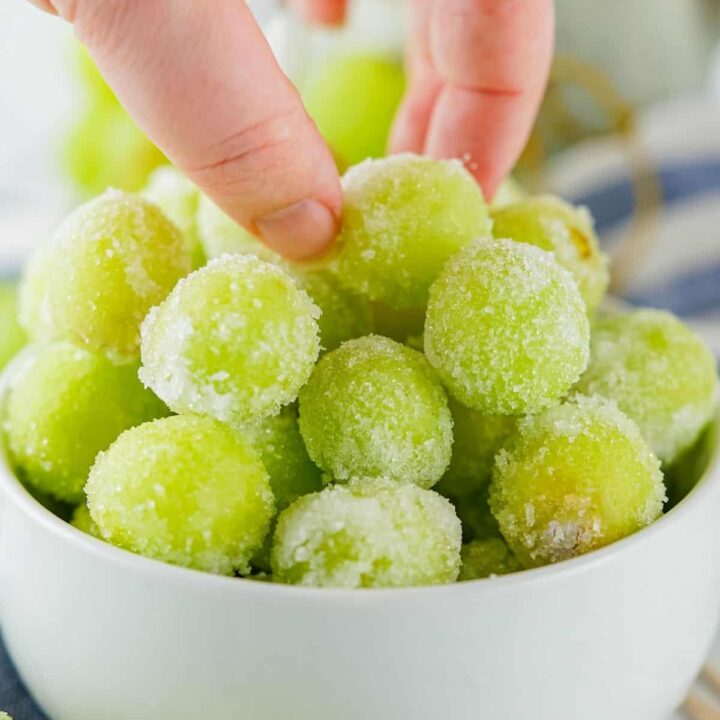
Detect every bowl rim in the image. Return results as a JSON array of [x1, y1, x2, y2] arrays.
[[1, 415, 718, 601]]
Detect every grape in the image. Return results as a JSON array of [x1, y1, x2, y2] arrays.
[[333, 154, 492, 308], [298, 335, 453, 488], [140, 255, 320, 425], [71, 503, 101, 539], [196, 195, 280, 263], [271, 478, 461, 588], [489, 395, 665, 568], [371, 302, 425, 346], [459, 538, 522, 581], [0, 282, 26, 370], [19, 190, 191, 363], [302, 54, 405, 169], [491, 195, 609, 312], [86, 415, 275, 575], [142, 166, 206, 269], [491, 177, 526, 208], [576, 309, 719, 464], [425, 238, 590, 415], [4, 343, 167, 503]]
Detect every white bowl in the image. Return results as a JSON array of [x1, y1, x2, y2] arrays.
[[0, 422, 719, 720]]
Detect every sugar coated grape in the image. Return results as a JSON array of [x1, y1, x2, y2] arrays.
[[459, 538, 522, 581], [436, 399, 517, 499], [5, 343, 167, 503], [71, 503, 101, 539], [425, 239, 590, 415], [272, 478, 461, 588], [0, 283, 26, 370], [197, 195, 279, 263], [20, 190, 191, 362], [299, 335, 452, 488], [302, 54, 405, 168], [86, 415, 275, 575], [333, 154, 492, 308], [491, 196, 609, 312], [142, 166, 206, 269], [489, 395, 665, 568], [140, 255, 320, 425], [576, 309, 719, 464]]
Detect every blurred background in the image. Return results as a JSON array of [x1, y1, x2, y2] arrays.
[[1, 0, 720, 350]]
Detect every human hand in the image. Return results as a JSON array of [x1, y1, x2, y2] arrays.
[[29, 0, 553, 260]]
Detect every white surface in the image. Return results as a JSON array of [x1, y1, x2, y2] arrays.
[[0, 427, 718, 720]]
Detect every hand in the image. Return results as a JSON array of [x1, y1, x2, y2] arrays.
[[29, 0, 553, 260]]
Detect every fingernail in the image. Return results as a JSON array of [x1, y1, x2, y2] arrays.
[[257, 200, 338, 261]]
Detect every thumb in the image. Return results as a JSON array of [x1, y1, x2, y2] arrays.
[[42, 0, 342, 260]]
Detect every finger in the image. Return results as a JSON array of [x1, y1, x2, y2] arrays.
[[292, 0, 348, 26], [25, 0, 58, 14], [68, 0, 343, 260], [389, 0, 441, 153], [425, 0, 554, 196]]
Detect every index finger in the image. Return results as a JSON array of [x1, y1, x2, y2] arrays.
[[292, 0, 348, 26]]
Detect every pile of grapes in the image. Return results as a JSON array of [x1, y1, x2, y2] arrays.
[[2, 154, 717, 588]]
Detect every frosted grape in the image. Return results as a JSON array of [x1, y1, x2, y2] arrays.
[[298, 335, 453, 488], [5, 343, 167, 503], [142, 166, 206, 269], [196, 195, 280, 263], [19, 190, 191, 362], [576, 309, 719, 464], [425, 239, 590, 415], [459, 538, 522, 581], [491, 195, 609, 312], [333, 154, 492, 308], [489, 395, 665, 568], [302, 54, 405, 169], [272, 478, 461, 588], [86, 415, 275, 575], [0, 282, 26, 370], [140, 255, 320, 425]]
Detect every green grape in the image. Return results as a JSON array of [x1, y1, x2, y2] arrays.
[[140, 255, 320, 425], [435, 399, 517, 499], [491, 195, 609, 312], [0, 282, 26, 370], [142, 166, 206, 269], [459, 538, 522, 581], [19, 190, 191, 362], [298, 335, 452, 488], [295, 270, 373, 353], [71, 503, 102, 539], [489, 395, 665, 568], [196, 195, 279, 262], [576, 309, 719, 464], [333, 154, 492, 308], [272, 478, 462, 588], [86, 415, 275, 575], [425, 238, 590, 415], [302, 53, 405, 168], [4, 343, 167, 503]]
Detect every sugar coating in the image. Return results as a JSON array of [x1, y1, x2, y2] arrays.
[[0, 282, 26, 370], [86, 415, 275, 575], [294, 270, 374, 353], [5, 343, 167, 503], [425, 239, 590, 415], [491, 195, 609, 312], [302, 54, 405, 169], [19, 190, 191, 362], [71, 503, 102, 539], [459, 538, 522, 581], [272, 477, 462, 588], [333, 154, 492, 308], [142, 166, 206, 269], [489, 395, 665, 568], [140, 255, 321, 425], [298, 335, 453, 488], [435, 398, 517, 499], [576, 309, 719, 465], [196, 195, 280, 263]]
